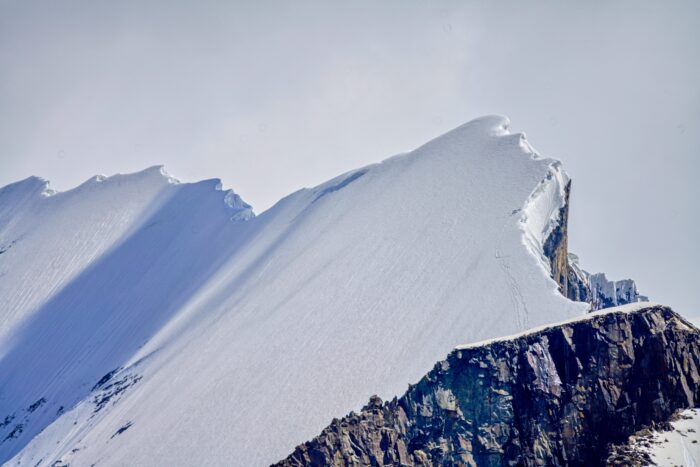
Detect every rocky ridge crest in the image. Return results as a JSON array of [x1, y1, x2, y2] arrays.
[[276, 305, 699, 466]]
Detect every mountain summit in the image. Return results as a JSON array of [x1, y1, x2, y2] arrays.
[[0, 116, 644, 465]]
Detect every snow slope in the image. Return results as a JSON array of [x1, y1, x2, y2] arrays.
[[622, 409, 700, 466], [0, 116, 586, 466], [649, 409, 700, 466]]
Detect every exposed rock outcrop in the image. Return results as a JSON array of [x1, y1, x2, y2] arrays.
[[275, 305, 699, 466], [588, 273, 648, 311], [541, 181, 645, 310], [565, 253, 591, 304], [542, 180, 588, 303]]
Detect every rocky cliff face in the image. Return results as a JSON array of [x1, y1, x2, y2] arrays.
[[275, 305, 699, 466], [542, 180, 588, 303], [541, 182, 645, 311]]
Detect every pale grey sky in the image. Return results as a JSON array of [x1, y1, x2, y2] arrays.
[[1, 1, 698, 316]]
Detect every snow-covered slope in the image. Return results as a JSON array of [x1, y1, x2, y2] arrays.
[[648, 409, 700, 466], [0, 116, 586, 466], [612, 408, 700, 466]]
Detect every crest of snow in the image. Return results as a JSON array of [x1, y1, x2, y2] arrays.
[[455, 302, 663, 350], [520, 154, 570, 276], [220, 184, 254, 221], [2, 115, 589, 466]]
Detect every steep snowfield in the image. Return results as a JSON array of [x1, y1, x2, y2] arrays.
[[0, 167, 253, 464], [1, 116, 586, 466]]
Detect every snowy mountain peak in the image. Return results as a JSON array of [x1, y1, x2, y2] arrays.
[[70, 165, 179, 191], [0, 176, 53, 200], [411, 115, 514, 158], [0, 116, 646, 466], [456, 114, 511, 136]]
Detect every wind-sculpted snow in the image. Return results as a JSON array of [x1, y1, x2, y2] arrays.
[[0, 167, 254, 462], [1, 116, 587, 466]]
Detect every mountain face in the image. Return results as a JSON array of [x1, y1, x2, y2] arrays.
[[276, 304, 699, 466], [0, 116, 656, 466], [538, 182, 646, 311]]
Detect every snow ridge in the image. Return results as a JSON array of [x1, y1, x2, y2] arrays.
[[2, 116, 590, 466], [520, 156, 571, 278], [456, 301, 663, 350]]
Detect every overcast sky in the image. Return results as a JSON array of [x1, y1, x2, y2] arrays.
[[1, 1, 698, 316]]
